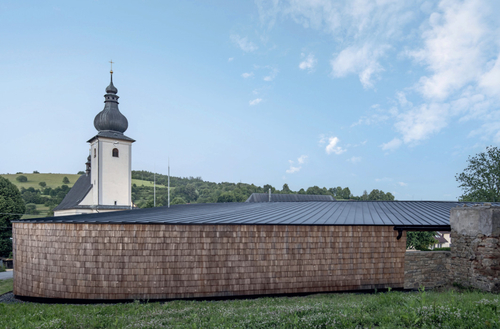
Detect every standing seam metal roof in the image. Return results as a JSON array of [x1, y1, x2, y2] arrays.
[[18, 201, 500, 228]]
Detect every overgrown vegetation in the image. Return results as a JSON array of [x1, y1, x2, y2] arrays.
[[0, 289, 499, 328]]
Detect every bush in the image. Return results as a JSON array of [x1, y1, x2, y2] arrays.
[[433, 247, 451, 251], [25, 203, 40, 215], [62, 177, 70, 184], [38, 181, 46, 188], [171, 197, 186, 205], [77, 171, 85, 175], [33, 170, 39, 174], [16, 175, 27, 182]]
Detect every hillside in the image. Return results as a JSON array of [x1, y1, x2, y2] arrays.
[[2, 171, 395, 219], [1, 173, 162, 219]]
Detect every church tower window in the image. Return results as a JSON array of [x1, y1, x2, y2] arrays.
[[94, 148, 96, 158], [112, 148, 119, 157]]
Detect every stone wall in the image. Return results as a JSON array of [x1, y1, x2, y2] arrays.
[[450, 206, 500, 292], [404, 251, 451, 290], [13, 223, 406, 300]]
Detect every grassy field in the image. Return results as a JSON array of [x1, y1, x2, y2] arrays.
[[0, 279, 13, 295], [0, 173, 161, 190], [0, 288, 499, 328], [0, 173, 81, 189]]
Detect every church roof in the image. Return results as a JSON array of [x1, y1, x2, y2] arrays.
[[87, 130, 135, 143], [53, 174, 93, 211], [20, 201, 498, 230], [93, 72, 129, 134], [246, 193, 335, 202]]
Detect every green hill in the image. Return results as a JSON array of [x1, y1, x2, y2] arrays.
[[1, 173, 81, 189]]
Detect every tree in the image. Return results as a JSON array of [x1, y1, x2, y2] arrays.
[[0, 177, 26, 257], [62, 176, 70, 184], [456, 146, 500, 202], [77, 171, 85, 175], [282, 183, 291, 194], [217, 192, 236, 203], [171, 197, 186, 205], [16, 175, 27, 183], [406, 231, 437, 250], [38, 182, 46, 188]]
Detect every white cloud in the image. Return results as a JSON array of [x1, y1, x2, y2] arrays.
[[398, 182, 408, 187], [394, 103, 449, 144], [242, 72, 254, 78], [228, 57, 234, 62], [480, 56, 500, 97], [297, 155, 308, 164], [256, 0, 416, 88], [230, 34, 258, 52], [299, 53, 317, 71], [347, 156, 362, 164], [409, 0, 491, 100], [323, 136, 346, 155], [263, 68, 279, 81], [380, 138, 402, 151], [249, 98, 262, 106], [331, 44, 388, 88], [286, 155, 308, 174]]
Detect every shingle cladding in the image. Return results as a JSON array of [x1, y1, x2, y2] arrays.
[[18, 201, 498, 228]]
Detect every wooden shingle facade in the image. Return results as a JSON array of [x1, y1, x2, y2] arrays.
[[13, 222, 405, 300]]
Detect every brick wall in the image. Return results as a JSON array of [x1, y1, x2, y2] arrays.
[[404, 251, 451, 290], [13, 223, 406, 300], [450, 206, 500, 292]]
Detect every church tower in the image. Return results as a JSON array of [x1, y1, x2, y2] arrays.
[[54, 68, 135, 216], [88, 69, 135, 207]]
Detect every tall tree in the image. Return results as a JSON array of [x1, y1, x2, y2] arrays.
[[406, 231, 437, 250], [0, 177, 26, 257], [456, 146, 500, 202]]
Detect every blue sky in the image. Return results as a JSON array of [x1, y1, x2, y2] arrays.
[[1, 0, 499, 200]]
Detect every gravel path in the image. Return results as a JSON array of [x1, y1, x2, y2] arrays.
[[0, 292, 24, 304]]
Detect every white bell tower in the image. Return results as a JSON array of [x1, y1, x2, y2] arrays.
[[87, 66, 135, 208]]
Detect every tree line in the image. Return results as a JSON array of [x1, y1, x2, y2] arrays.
[[131, 170, 395, 208]]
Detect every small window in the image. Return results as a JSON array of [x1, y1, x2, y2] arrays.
[[114, 201, 117, 205], [112, 148, 119, 157], [94, 148, 96, 158]]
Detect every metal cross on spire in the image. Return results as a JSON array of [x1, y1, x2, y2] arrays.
[[109, 60, 114, 74]]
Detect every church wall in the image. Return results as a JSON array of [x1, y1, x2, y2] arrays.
[[13, 222, 406, 300], [98, 138, 131, 206]]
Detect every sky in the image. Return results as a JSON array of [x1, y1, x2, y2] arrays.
[[1, 0, 499, 201]]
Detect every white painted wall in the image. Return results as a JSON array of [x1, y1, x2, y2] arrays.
[[90, 137, 132, 206]]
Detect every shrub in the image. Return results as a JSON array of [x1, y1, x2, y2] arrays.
[[433, 247, 451, 251], [39, 181, 46, 188], [77, 171, 85, 175], [33, 170, 39, 174], [62, 177, 70, 184], [16, 175, 27, 183]]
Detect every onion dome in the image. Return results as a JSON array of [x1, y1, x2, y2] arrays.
[[93, 72, 128, 133]]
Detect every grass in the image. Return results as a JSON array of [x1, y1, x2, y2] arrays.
[[0, 289, 499, 328], [0, 173, 81, 190], [0, 279, 13, 295]]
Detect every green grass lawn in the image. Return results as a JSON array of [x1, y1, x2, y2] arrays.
[[0, 173, 81, 189], [0, 289, 499, 328], [0, 279, 13, 295]]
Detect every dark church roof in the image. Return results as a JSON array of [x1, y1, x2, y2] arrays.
[[53, 174, 132, 211], [93, 72, 130, 135], [246, 193, 335, 202], [20, 201, 499, 230], [53, 174, 92, 211]]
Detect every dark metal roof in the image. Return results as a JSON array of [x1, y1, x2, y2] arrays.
[[20, 201, 499, 228], [246, 193, 335, 202], [87, 130, 135, 143], [53, 174, 93, 211], [93, 73, 129, 134]]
